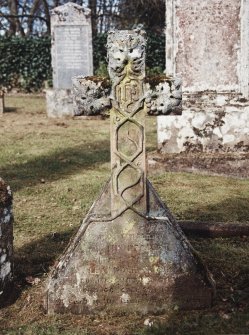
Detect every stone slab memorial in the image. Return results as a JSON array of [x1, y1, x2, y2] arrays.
[[45, 29, 214, 315], [0, 178, 13, 306], [159, 0, 249, 153], [46, 2, 93, 118]]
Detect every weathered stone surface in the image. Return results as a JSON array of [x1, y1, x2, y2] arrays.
[[47, 2, 93, 118], [166, 0, 244, 92], [72, 76, 111, 116], [162, 0, 249, 153], [146, 76, 182, 115], [0, 178, 13, 305], [107, 29, 148, 216], [158, 92, 249, 153], [45, 180, 214, 314], [72, 75, 182, 116], [45, 29, 214, 315], [46, 89, 73, 118], [51, 2, 93, 89]]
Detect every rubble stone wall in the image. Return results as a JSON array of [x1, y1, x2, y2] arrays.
[[158, 92, 249, 153]]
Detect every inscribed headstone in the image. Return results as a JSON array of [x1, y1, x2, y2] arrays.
[[51, 3, 93, 89], [46, 2, 93, 117]]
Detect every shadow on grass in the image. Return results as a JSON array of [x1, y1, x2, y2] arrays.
[[0, 140, 110, 192], [6, 233, 249, 334], [2, 223, 249, 334], [4, 227, 77, 308], [180, 196, 249, 223], [4, 107, 20, 113]]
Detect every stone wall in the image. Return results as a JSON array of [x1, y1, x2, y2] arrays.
[[174, 0, 241, 91], [158, 92, 249, 153], [161, 0, 249, 153], [0, 178, 13, 305]]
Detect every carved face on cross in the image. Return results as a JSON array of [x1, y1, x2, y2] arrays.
[[72, 29, 182, 217], [107, 30, 146, 80]]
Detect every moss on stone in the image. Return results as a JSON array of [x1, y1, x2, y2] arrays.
[[145, 74, 172, 89], [83, 76, 111, 89]]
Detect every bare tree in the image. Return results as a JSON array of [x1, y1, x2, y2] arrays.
[[0, 0, 90, 36], [88, 0, 97, 37], [0, 0, 165, 36], [0, 0, 51, 35]]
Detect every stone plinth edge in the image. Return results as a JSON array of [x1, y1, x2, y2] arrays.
[[0, 178, 14, 306], [46, 89, 73, 118]]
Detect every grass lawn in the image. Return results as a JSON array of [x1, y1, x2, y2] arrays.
[[0, 95, 248, 334]]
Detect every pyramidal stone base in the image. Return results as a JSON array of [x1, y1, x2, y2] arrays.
[[45, 179, 214, 315]]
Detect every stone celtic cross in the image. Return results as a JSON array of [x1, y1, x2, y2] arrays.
[[45, 29, 214, 315], [73, 29, 182, 217]]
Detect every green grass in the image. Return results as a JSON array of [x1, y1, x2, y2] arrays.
[[0, 96, 249, 334], [152, 172, 249, 222]]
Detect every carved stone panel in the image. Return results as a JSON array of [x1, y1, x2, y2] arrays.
[[107, 30, 147, 215]]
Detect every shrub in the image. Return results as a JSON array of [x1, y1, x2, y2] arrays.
[[0, 31, 165, 92], [0, 36, 52, 92]]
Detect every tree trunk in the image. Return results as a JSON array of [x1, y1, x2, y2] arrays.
[[27, 0, 42, 36], [42, 0, 51, 35], [88, 0, 97, 39], [7, 0, 18, 35]]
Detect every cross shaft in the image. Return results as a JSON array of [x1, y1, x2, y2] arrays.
[[107, 30, 147, 216]]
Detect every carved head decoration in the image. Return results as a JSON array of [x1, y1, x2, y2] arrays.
[[72, 29, 182, 116], [107, 29, 146, 81]]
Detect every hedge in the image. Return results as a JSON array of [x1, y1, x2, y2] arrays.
[[0, 32, 165, 92], [0, 36, 52, 92]]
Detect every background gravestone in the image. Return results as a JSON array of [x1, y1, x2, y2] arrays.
[[46, 2, 93, 118], [0, 178, 13, 306], [159, 0, 249, 153], [45, 29, 214, 315]]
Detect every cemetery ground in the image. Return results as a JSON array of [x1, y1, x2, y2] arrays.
[[0, 95, 248, 335]]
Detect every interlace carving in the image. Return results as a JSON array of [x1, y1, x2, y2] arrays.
[[107, 29, 147, 216]]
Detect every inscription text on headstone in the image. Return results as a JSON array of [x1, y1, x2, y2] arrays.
[[54, 26, 90, 89]]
